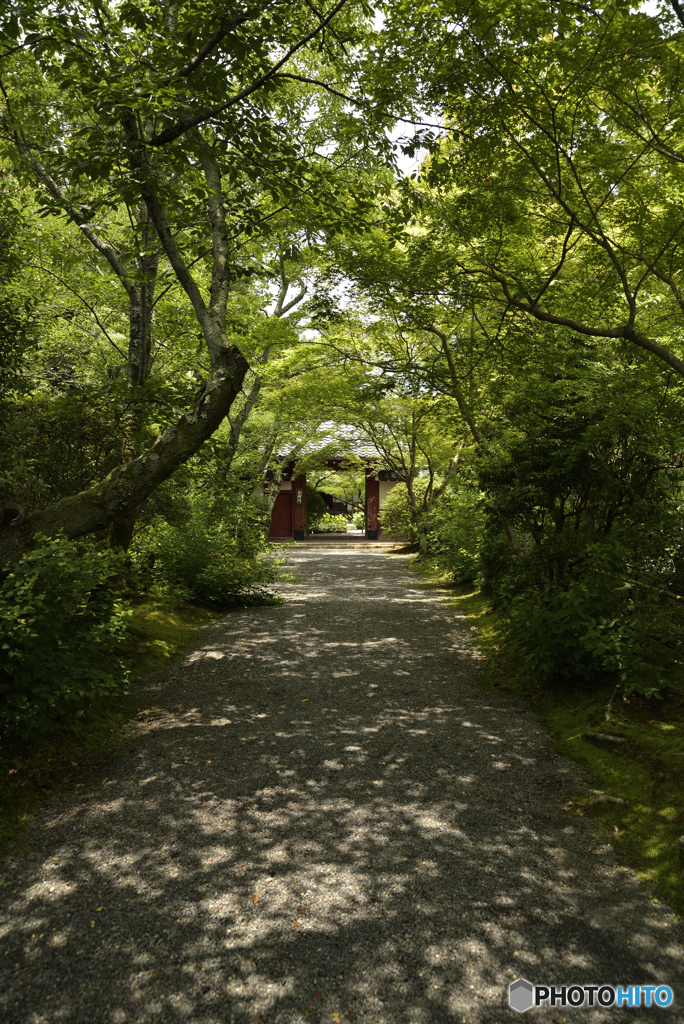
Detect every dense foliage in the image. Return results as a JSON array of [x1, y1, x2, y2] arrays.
[[0, 537, 129, 739], [380, 482, 484, 584], [309, 513, 350, 533], [2, 0, 684, 743], [131, 490, 281, 607]]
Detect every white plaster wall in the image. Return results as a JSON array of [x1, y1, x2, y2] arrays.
[[378, 479, 398, 508]]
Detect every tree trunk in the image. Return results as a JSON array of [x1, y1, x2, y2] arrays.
[[109, 508, 138, 551], [0, 346, 248, 566], [127, 252, 159, 387], [119, 211, 160, 546]]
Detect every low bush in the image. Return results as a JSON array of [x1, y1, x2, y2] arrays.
[[378, 484, 414, 541], [379, 482, 485, 582], [423, 488, 485, 582], [306, 485, 327, 527], [131, 492, 284, 606], [506, 544, 684, 698], [309, 512, 349, 533], [0, 536, 130, 741]]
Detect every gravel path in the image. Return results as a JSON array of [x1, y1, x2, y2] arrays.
[[1, 550, 683, 1024]]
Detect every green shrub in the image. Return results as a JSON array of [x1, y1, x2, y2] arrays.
[[379, 482, 485, 581], [378, 484, 414, 541], [309, 512, 349, 533], [306, 485, 327, 527], [423, 488, 485, 582], [0, 537, 130, 741], [132, 493, 284, 606], [507, 545, 684, 698]]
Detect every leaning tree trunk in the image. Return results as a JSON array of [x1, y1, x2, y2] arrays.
[[0, 346, 248, 566], [3, 110, 252, 567]]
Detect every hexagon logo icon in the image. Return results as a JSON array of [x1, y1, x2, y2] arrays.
[[509, 978, 535, 1013]]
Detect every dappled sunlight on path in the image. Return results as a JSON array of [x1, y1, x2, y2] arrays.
[[1, 553, 682, 1023]]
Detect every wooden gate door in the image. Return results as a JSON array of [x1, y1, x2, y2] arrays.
[[268, 489, 292, 538]]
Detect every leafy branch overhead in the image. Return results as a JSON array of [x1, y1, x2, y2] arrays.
[[1, 0, 684, 742], [0, 0, 390, 560]]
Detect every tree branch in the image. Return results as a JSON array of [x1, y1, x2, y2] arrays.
[[147, 0, 353, 147]]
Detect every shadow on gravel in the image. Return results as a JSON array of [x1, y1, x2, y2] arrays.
[[1, 553, 682, 1024]]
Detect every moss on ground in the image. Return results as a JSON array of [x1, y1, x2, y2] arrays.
[[415, 561, 684, 917], [121, 593, 219, 676], [0, 595, 218, 849]]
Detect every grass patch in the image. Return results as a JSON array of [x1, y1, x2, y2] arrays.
[[0, 593, 218, 850], [415, 560, 684, 916]]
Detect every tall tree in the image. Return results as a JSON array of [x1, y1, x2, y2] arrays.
[[372, 0, 684, 381], [0, 0, 383, 562]]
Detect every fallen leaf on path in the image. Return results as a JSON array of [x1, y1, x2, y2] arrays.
[[204, 760, 212, 764], [201, 802, 210, 806], [95, 907, 103, 912], [316, 992, 322, 1000], [252, 894, 260, 903], [291, 921, 301, 930], [249, 955, 256, 962]]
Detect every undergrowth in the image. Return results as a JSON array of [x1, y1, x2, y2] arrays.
[[415, 560, 684, 917], [0, 594, 218, 849]]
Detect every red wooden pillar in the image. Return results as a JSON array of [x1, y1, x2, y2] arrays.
[[292, 472, 306, 541], [365, 472, 379, 540]]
